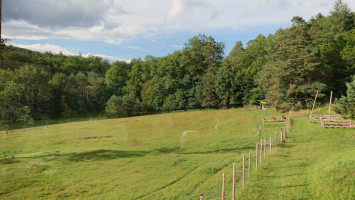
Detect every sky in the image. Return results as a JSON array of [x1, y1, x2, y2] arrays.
[[2, 0, 355, 62]]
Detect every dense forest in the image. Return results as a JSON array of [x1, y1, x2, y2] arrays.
[[1, 0, 355, 126]]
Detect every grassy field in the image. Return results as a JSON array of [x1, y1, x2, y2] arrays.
[[0, 108, 354, 199]]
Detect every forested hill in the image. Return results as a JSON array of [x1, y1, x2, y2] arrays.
[[1, 0, 354, 125]]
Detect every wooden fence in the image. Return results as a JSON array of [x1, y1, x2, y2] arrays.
[[321, 119, 354, 128], [200, 112, 292, 200], [309, 114, 322, 123], [310, 114, 354, 128], [309, 114, 342, 123], [262, 115, 287, 126], [211, 127, 289, 200]]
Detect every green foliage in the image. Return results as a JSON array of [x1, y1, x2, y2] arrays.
[[15, 65, 51, 118], [105, 61, 131, 96], [214, 64, 238, 107], [250, 1, 354, 110], [105, 95, 124, 118], [105, 93, 142, 118], [16, 106, 34, 128], [258, 17, 328, 110], [0, 70, 25, 123], [334, 75, 355, 118], [327, 0, 354, 37], [0, 0, 354, 124], [146, 34, 225, 111], [62, 55, 110, 74], [340, 30, 355, 71]]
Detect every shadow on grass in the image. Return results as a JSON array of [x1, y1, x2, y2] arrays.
[[269, 163, 309, 169], [1, 114, 105, 132], [178, 145, 253, 155], [265, 173, 305, 178], [20, 145, 254, 163], [278, 143, 296, 148], [153, 147, 178, 154], [276, 183, 309, 188], [67, 150, 145, 162], [21, 149, 146, 162]]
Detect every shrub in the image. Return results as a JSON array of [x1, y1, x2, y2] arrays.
[[334, 75, 355, 119], [105, 93, 142, 118]]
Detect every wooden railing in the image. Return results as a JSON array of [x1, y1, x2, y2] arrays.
[[309, 114, 342, 123], [262, 116, 287, 126], [321, 118, 354, 128]]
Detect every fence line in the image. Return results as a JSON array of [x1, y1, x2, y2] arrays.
[[310, 114, 354, 128], [202, 111, 293, 199], [262, 115, 287, 126], [221, 173, 225, 200], [232, 163, 236, 200], [248, 150, 251, 177], [214, 124, 289, 200]]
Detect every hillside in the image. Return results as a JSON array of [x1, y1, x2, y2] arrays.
[[1, 1, 355, 127], [1, 109, 354, 199]]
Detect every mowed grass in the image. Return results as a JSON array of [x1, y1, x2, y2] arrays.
[[240, 110, 355, 199], [0, 109, 354, 199]]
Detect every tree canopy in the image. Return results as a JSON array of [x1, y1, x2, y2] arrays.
[[1, 0, 354, 124]]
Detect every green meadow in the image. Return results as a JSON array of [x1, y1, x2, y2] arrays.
[[1, 109, 354, 199]]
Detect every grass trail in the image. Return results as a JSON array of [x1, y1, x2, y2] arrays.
[[240, 111, 355, 199]]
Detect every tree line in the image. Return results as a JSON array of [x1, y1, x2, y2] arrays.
[[1, 0, 354, 126]]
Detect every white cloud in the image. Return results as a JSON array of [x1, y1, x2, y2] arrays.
[[3, 20, 144, 45], [2, 0, 355, 45], [2, 0, 147, 44], [9, 42, 76, 55], [86, 53, 131, 63], [166, 0, 186, 22], [3, 0, 112, 28], [9, 42, 130, 63]]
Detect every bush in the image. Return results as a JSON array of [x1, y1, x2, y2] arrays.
[[105, 93, 142, 118], [16, 106, 34, 128], [334, 75, 355, 119]]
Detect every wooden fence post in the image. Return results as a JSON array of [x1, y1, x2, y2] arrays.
[[280, 129, 283, 143], [311, 90, 319, 116], [242, 154, 245, 188], [232, 163, 236, 200], [264, 138, 266, 157], [248, 149, 251, 177], [256, 143, 258, 169], [321, 115, 324, 129], [329, 91, 333, 115], [283, 128, 286, 140], [270, 135, 272, 152], [200, 195, 204, 200], [222, 173, 225, 200], [260, 139, 263, 163]]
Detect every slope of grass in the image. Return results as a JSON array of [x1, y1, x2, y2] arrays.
[[239, 110, 355, 199], [0, 109, 354, 199]]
